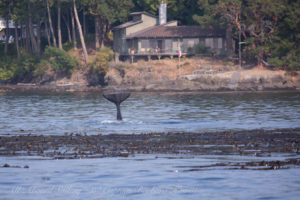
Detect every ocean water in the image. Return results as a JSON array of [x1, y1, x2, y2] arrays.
[[1, 154, 300, 200], [0, 91, 299, 135], [1, 91, 300, 199]]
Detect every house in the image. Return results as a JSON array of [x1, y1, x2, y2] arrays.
[[0, 18, 40, 43], [0, 18, 16, 43], [113, 1, 233, 60]]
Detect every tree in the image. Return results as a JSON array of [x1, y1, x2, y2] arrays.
[[70, 7, 77, 50], [88, 0, 133, 49], [57, 0, 63, 49], [0, 0, 10, 55], [46, 0, 57, 47], [267, 0, 300, 70], [243, 0, 285, 66], [193, 0, 223, 27], [73, 0, 88, 64]]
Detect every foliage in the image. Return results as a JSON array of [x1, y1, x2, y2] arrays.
[[63, 41, 74, 51], [0, 55, 40, 82], [91, 46, 114, 74], [194, 44, 211, 54], [0, 0, 299, 80], [267, 0, 300, 70], [192, 0, 224, 27], [33, 60, 49, 77], [44, 46, 77, 74], [0, 66, 14, 81], [192, 0, 300, 70]]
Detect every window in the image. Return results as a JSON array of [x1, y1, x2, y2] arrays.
[[141, 40, 150, 48], [218, 38, 223, 49], [205, 38, 213, 49]]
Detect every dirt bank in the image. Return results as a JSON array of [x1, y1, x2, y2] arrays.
[[1, 58, 300, 93], [106, 58, 300, 92]]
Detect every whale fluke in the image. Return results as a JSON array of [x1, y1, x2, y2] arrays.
[[103, 92, 130, 120]]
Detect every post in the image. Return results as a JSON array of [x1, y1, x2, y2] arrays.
[[239, 29, 242, 67], [178, 40, 181, 77]]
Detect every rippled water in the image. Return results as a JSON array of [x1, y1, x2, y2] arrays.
[[1, 91, 300, 199], [1, 154, 300, 200], [0, 92, 299, 135]]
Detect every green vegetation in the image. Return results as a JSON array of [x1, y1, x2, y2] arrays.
[[44, 46, 77, 74], [90, 47, 114, 84], [194, 44, 211, 55], [193, 0, 300, 69], [0, 0, 299, 85]]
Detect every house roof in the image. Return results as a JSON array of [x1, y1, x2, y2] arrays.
[[113, 20, 143, 30], [130, 12, 156, 19], [126, 25, 226, 39]]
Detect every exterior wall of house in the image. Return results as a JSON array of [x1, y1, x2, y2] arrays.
[[113, 29, 127, 54], [114, 14, 157, 55], [113, 13, 229, 57], [203, 37, 226, 55], [126, 15, 157, 36], [130, 37, 227, 56]]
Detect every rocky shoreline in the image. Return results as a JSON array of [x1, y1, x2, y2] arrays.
[[1, 58, 300, 93], [0, 81, 299, 94]]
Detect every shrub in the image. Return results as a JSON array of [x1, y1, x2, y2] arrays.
[[194, 44, 211, 54], [44, 46, 77, 74], [91, 47, 114, 74], [0, 55, 39, 82], [63, 41, 74, 51], [33, 60, 49, 77], [90, 47, 114, 85], [0, 67, 14, 81]]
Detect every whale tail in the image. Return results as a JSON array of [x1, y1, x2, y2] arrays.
[[103, 92, 130, 120]]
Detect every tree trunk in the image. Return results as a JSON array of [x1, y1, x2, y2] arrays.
[[226, 25, 233, 58], [73, 0, 88, 64], [36, 17, 41, 55], [100, 19, 105, 47], [46, 0, 57, 47], [83, 7, 86, 35], [28, 3, 38, 54], [25, 21, 30, 52], [14, 22, 20, 58], [20, 21, 24, 48], [104, 21, 110, 42], [70, 8, 77, 50], [95, 16, 100, 50], [45, 21, 51, 46], [5, 16, 9, 55], [257, 50, 264, 67], [62, 13, 72, 42], [57, 1, 63, 49]]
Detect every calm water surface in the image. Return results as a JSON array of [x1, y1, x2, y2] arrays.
[[1, 154, 300, 200], [0, 92, 299, 135]]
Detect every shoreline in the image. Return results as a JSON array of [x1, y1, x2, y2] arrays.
[[1, 83, 299, 94]]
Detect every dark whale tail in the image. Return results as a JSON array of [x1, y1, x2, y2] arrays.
[[103, 93, 130, 120]]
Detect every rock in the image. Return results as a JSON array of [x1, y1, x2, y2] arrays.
[[3, 163, 10, 167]]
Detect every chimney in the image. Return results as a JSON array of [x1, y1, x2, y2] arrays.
[[159, 0, 167, 25]]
